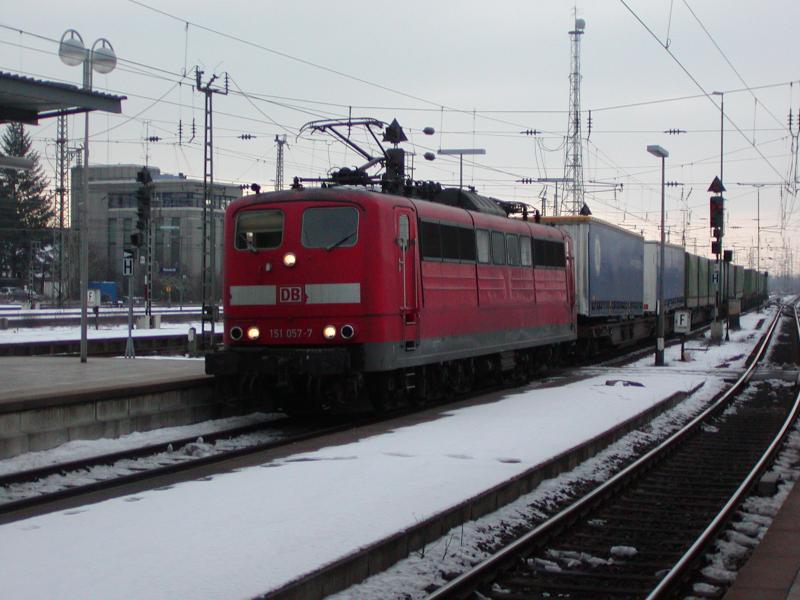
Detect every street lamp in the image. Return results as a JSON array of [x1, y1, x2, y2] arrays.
[[59, 29, 117, 363], [647, 144, 669, 366], [537, 177, 571, 216], [437, 148, 486, 190]]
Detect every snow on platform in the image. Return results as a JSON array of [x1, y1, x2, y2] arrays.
[[0, 310, 773, 600]]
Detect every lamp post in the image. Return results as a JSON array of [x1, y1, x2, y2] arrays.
[[59, 30, 117, 363], [537, 177, 571, 216], [437, 148, 486, 190], [647, 144, 669, 366]]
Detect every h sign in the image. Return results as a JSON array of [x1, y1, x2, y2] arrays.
[[279, 286, 303, 303], [123, 257, 134, 277]]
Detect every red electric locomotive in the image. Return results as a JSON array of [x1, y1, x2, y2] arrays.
[[206, 119, 577, 413]]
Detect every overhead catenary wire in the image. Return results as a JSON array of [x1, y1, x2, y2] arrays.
[[618, 0, 792, 187]]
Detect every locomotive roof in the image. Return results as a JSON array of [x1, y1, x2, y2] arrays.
[[229, 186, 564, 238]]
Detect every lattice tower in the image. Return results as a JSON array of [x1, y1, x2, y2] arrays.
[[561, 17, 586, 215]]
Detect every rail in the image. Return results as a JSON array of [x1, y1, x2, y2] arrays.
[[427, 303, 786, 599]]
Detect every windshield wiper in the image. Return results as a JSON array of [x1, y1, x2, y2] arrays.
[[325, 230, 356, 251]]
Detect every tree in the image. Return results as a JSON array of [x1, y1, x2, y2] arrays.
[[0, 123, 55, 287]]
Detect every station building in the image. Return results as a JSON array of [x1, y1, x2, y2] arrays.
[[70, 164, 242, 302]]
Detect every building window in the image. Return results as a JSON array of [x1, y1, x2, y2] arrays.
[[169, 217, 180, 268], [108, 218, 117, 274], [122, 218, 132, 248]]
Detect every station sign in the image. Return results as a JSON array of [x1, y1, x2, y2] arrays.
[[87, 289, 101, 307], [123, 249, 134, 277], [674, 309, 691, 334]]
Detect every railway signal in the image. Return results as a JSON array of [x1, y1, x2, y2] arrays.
[[134, 167, 152, 240]]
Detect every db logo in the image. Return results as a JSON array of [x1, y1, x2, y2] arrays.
[[279, 286, 303, 303]]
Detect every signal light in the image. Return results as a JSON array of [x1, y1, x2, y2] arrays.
[[135, 167, 152, 234], [136, 167, 152, 185], [709, 196, 724, 233]]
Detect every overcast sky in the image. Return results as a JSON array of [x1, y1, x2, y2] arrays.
[[2, 1, 799, 273]]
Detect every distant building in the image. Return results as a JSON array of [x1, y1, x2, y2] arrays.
[[70, 164, 242, 302]]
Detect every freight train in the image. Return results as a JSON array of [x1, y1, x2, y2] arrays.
[[205, 119, 768, 414]]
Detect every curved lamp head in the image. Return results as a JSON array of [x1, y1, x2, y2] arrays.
[[91, 39, 117, 74], [58, 29, 86, 66]]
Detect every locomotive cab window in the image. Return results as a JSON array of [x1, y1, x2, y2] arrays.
[[302, 207, 359, 249], [235, 209, 284, 250]]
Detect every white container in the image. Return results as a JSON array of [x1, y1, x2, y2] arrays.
[[643, 241, 685, 313]]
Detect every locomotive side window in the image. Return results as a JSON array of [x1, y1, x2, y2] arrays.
[[420, 221, 441, 259], [420, 221, 476, 262], [302, 207, 359, 249], [491, 231, 505, 265], [520, 236, 532, 266], [441, 224, 460, 260], [533, 239, 566, 267], [234, 209, 284, 250], [476, 229, 490, 264], [506, 234, 520, 266], [459, 228, 476, 262]]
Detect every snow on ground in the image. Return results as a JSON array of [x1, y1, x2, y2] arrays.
[[0, 413, 281, 477], [0, 320, 216, 344], [0, 309, 776, 600]]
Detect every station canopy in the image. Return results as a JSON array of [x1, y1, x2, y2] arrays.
[[0, 70, 125, 170]]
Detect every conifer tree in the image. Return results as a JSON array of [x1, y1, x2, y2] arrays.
[[0, 123, 54, 285]]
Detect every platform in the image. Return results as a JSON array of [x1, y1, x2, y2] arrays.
[[725, 479, 800, 599], [0, 356, 208, 412], [0, 356, 215, 458]]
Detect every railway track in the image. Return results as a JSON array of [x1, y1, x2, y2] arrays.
[[427, 303, 798, 599], [0, 416, 356, 520]]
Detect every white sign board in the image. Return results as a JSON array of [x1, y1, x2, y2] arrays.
[[87, 289, 101, 307], [123, 256, 133, 277], [674, 309, 691, 334]]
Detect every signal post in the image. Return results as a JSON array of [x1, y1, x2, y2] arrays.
[[709, 176, 726, 343]]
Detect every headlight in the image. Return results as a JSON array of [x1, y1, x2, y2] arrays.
[[322, 325, 337, 340], [283, 252, 296, 267], [246, 326, 260, 340], [230, 326, 243, 341], [340, 324, 355, 339]]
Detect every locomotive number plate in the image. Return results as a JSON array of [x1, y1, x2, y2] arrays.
[[268, 328, 313, 339]]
